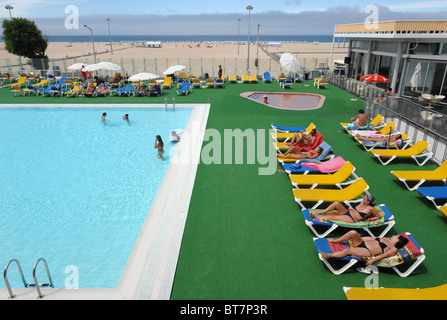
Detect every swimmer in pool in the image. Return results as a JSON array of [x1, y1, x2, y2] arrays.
[[154, 135, 165, 159], [101, 112, 107, 123], [123, 114, 130, 126], [263, 95, 269, 104], [171, 130, 181, 142]]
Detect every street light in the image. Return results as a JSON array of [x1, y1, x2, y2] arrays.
[[106, 18, 113, 55], [84, 24, 97, 64], [5, 5, 13, 19], [237, 18, 241, 55], [256, 24, 260, 70], [246, 5, 253, 73]]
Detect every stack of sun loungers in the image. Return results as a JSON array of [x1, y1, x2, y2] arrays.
[[272, 122, 426, 278]]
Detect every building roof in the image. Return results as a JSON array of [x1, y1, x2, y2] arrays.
[[334, 20, 447, 40]]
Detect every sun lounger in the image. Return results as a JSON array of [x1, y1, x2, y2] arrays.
[[417, 186, 447, 208], [271, 123, 316, 142], [355, 133, 411, 151], [65, 85, 83, 97], [117, 85, 135, 96], [289, 162, 358, 189], [314, 232, 425, 277], [229, 75, 237, 83], [242, 75, 250, 83], [162, 77, 172, 89], [271, 122, 315, 134], [215, 78, 224, 88], [391, 160, 447, 191], [283, 156, 347, 175], [314, 78, 328, 89], [370, 140, 433, 166], [303, 203, 396, 238], [344, 283, 447, 300], [249, 75, 258, 83], [206, 78, 215, 88], [293, 177, 369, 210], [280, 79, 293, 89], [7, 76, 26, 87], [438, 205, 447, 217], [177, 81, 191, 95], [263, 72, 272, 83], [349, 121, 395, 137], [277, 141, 334, 164], [341, 114, 385, 132]]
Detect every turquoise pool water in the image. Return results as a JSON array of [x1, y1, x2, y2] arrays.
[[0, 106, 192, 288]]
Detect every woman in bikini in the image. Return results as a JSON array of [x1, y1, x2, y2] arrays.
[[310, 195, 381, 223], [319, 230, 409, 266], [277, 146, 323, 160]]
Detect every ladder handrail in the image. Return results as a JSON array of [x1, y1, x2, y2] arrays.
[[32, 258, 54, 299], [4, 259, 28, 299]]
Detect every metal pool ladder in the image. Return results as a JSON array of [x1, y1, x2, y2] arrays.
[[4, 258, 54, 299]]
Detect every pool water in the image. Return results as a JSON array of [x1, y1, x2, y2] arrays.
[[0, 106, 192, 288], [241, 92, 325, 110]]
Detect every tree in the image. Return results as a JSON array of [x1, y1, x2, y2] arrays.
[[2, 17, 49, 71]]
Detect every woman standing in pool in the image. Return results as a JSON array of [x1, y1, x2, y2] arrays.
[[154, 135, 165, 158]]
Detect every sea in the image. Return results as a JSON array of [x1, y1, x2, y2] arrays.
[[0, 35, 334, 43]]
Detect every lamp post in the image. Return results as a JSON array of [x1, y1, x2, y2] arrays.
[[5, 5, 13, 19], [256, 24, 260, 73], [106, 18, 113, 55], [237, 18, 241, 55], [246, 5, 253, 73], [84, 24, 97, 64]]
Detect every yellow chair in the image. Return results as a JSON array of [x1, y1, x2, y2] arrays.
[[65, 85, 83, 97], [271, 123, 316, 142], [229, 75, 237, 83], [11, 85, 27, 96], [349, 121, 395, 137], [370, 140, 433, 166], [289, 162, 358, 189], [391, 160, 447, 191], [242, 75, 250, 83], [8, 76, 26, 87], [340, 114, 384, 131], [355, 133, 411, 152], [439, 205, 447, 216], [249, 75, 258, 83], [344, 284, 447, 300], [293, 177, 369, 209], [314, 78, 328, 89], [191, 78, 201, 88], [162, 77, 172, 89], [33, 79, 49, 88]]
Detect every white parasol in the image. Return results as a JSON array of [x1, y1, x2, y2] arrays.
[[84, 62, 121, 71], [68, 63, 89, 70], [128, 73, 159, 81], [163, 65, 186, 75], [410, 62, 422, 91], [280, 53, 300, 74]]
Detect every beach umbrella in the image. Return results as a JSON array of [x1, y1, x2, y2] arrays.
[[128, 73, 159, 81], [410, 62, 422, 91], [280, 53, 300, 74], [163, 65, 186, 75], [360, 74, 390, 84], [67, 63, 89, 70], [84, 62, 121, 71]]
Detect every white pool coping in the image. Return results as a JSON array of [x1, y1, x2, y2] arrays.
[[0, 103, 210, 300]]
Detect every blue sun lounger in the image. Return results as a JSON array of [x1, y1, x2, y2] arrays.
[[263, 72, 272, 83], [314, 232, 425, 277], [302, 204, 395, 238], [177, 81, 191, 95], [417, 186, 447, 208], [271, 123, 307, 133]]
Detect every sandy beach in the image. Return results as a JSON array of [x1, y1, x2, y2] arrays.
[[0, 41, 348, 74]]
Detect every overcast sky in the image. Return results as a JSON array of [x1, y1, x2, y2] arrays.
[[1, 0, 447, 35]]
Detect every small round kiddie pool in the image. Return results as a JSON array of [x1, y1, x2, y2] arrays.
[[240, 92, 325, 111]]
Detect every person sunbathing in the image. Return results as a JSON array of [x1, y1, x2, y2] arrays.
[[310, 195, 381, 223], [356, 133, 403, 148], [277, 146, 323, 159], [319, 230, 409, 266], [351, 109, 368, 127], [285, 136, 308, 153]]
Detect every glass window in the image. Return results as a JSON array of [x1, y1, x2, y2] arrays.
[[373, 41, 398, 52], [409, 42, 440, 55]]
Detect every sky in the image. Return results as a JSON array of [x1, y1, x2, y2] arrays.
[[1, 0, 447, 35]]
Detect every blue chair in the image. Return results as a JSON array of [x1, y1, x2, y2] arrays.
[[271, 123, 308, 133], [417, 186, 447, 209], [118, 85, 135, 96], [177, 81, 191, 95], [263, 72, 272, 83]]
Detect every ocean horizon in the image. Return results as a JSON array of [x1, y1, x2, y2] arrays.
[[1, 35, 334, 43]]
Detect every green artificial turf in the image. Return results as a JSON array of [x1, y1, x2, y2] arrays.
[[2, 79, 446, 300]]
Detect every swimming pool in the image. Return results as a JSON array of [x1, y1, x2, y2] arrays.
[[241, 92, 326, 110], [0, 106, 192, 289]]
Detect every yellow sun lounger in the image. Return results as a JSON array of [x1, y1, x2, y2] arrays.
[[8, 76, 26, 87], [355, 133, 411, 151], [370, 140, 433, 166], [349, 121, 395, 137], [344, 284, 447, 300], [271, 123, 316, 142], [293, 177, 369, 210], [242, 75, 250, 83], [229, 75, 237, 83], [390, 160, 447, 191], [341, 114, 384, 132], [439, 205, 447, 217], [289, 162, 359, 189], [162, 77, 172, 89], [249, 75, 258, 83]]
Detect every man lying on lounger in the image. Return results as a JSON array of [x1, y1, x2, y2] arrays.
[[356, 133, 403, 148]]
